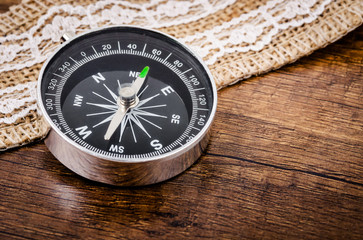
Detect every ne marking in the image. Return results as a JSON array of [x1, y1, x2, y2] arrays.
[[45, 93, 57, 96], [118, 41, 121, 52], [142, 44, 147, 54]]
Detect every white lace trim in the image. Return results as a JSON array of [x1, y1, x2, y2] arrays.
[[0, 0, 236, 72], [0, 82, 37, 124], [0, 0, 332, 125], [181, 0, 332, 65]]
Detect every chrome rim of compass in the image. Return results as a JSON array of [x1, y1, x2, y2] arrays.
[[37, 25, 217, 165]]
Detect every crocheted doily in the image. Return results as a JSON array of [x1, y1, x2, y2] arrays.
[[0, 0, 362, 150]]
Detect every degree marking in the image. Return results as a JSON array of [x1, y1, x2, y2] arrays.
[[64, 129, 72, 135], [53, 73, 65, 79], [193, 87, 205, 91], [182, 68, 192, 74], [54, 41, 203, 157], [164, 53, 172, 62], [92, 45, 98, 54], [69, 57, 78, 64]]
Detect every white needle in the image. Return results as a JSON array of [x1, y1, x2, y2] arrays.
[[104, 104, 129, 140], [103, 66, 149, 140]]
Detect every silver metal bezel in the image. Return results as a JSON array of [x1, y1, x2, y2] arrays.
[[37, 25, 217, 184]]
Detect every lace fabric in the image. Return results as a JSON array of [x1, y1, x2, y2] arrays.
[[0, 0, 236, 72], [183, 0, 333, 65], [0, 0, 362, 150]]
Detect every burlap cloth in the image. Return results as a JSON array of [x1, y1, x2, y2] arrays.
[[0, 0, 362, 151]]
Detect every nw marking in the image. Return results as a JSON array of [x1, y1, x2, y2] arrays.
[[73, 95, 83, 107]]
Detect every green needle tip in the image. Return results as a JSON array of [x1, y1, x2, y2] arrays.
[[139, 66, 149, 78]]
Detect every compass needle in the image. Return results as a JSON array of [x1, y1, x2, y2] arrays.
[[103, 65, 149, 140], [104, 107, 128, 140], [131, 66, 149, 94], [38, 26, 216, 186]]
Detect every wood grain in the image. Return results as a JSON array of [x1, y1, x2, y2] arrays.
[[0, 1, 362, 239], [0, 0, 20, 13]]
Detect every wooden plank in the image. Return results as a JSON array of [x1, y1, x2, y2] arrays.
[[0, 142, 362, 239], [0, 0, 20, 13], [211, 32, 363, 185]]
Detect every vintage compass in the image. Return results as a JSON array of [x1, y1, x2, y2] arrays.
[[37, 26, 217, 186]]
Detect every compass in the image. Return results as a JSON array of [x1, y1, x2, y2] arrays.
[[37, 26, 217, 186]]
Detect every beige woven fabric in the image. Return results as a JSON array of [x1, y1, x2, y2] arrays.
[[0, 0, 362, 150]]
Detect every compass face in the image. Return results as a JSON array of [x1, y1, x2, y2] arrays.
[[38, 26, 216, 162]]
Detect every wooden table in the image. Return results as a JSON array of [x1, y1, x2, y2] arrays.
[[1, 2, 362, 239]]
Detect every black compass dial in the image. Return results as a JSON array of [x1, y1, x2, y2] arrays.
[[39, 26, 215, 159]]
